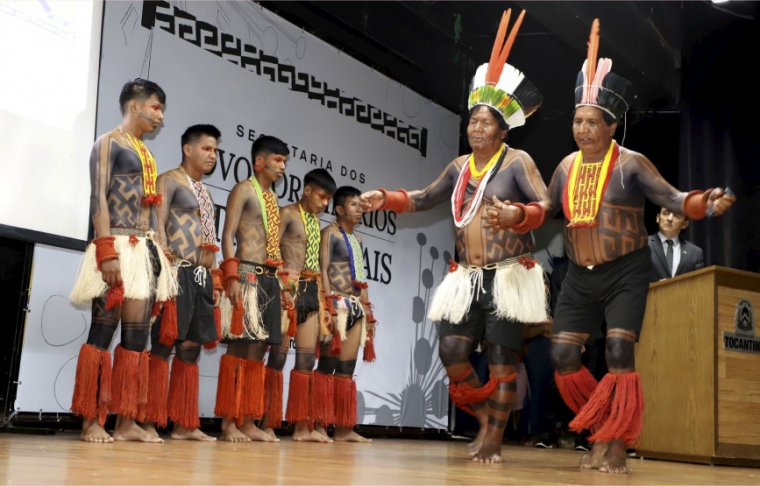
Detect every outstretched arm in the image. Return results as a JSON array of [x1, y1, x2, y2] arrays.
[[361, 159, 459, 213], [633, 154, 735, 219]]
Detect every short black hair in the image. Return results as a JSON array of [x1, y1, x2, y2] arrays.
[[251, 134, 289, 162], [333, 186, 361, 208], [119, 78, 166, 115], [469, 105, 509, 131], [304, 169, 337, 195], [181, 124, 221, 148]]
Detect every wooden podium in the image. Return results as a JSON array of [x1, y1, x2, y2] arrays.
[[637, 266, 760, 466]]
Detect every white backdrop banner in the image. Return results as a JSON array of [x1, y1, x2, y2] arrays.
[[15, 0, 460, 429]]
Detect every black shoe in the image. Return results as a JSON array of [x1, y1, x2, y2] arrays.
[[535, 441, 553, 449], [575, 444, 590, 451]]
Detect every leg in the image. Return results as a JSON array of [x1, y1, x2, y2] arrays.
[[168, 341, 215, 441], [236, 341, 273, 442], [289, 311, 331, 442], [74, 298, 118, 443], [143, 341, 172, 438], [314, 343, 338, 437], [596, 328, 639, 475], [112, 298, 163, 443], [550, 331, 607, 468], [439, 335, 486, 455], [215, 341, 250, 442], [471, 344, 519, 463], [333, 322, 370, 443], [261, 339, 288, 439]]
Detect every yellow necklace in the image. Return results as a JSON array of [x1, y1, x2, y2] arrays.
[[468, 143, 505, 179]]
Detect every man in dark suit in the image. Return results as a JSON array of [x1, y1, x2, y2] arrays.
[[649, 207, 704, 282]]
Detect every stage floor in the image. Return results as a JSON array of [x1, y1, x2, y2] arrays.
[[0, 433, 758, 485]]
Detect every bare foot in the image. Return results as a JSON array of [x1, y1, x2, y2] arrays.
[[240, 422, 279, 442], [80, 419, 113, 443], [334, 426, 371, 443], [580, 442, 607, 469], [220, 420, 251, 443], [599, 440, 629, 474], [313, 423, 328, 437], [141, 422, 161, 440], [293, 423, 332, 443], [471, 432, 503, 464], [467, 412, 488, 457], [262, 426, 279, 441], [113, 417, 164, 443], [171, 426, 216, 442]]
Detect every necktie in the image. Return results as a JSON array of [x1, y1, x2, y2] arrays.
[[665, 239, 674, 277]]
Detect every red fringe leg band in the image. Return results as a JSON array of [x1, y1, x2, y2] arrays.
[[285, 369, 312, 425], [71, 344, 112, 426], [311, 371, 335, 426], [447, 367, 495, 418], [144, 354, 169, 428], [167, 358, 200, 430], [263, 367, 283, 428], [214, 354, 246, 426], [110, 345, 149, 421], [241, 359, 265, 420], [554, 367, 599, 414], [583, 372, 644, 447], [334, 376, 357, 429]]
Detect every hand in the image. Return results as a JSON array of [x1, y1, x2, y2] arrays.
[[213, 289, 221, 307], [360, 190, 385, 212], [708, 188, 736, 217], [227, 280, 242, 306], [100, 258, 122, 288], [483, 196, 524, 230]]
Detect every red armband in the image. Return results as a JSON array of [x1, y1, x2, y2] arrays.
[[379, 188, 410, 213], [94, 236, 119, 270], [683, 189, 713, 221], [510, 202, 545, 234], [211, 269, 224, 293], [220, 258, 240, 287]]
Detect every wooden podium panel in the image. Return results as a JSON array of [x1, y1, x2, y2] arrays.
[[637, 266, 760, 466]]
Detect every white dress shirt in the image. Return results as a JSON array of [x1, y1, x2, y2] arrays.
[[658, 232, 681, 277]]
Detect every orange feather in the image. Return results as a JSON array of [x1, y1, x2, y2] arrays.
[[486, 9, 527, 86]]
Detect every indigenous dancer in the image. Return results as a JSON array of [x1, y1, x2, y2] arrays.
[[216, 135, 288, 442], [362, 10, 548, 462], [547, 19, 735, 474], [69, 78, 176, 443], [316, 186, 376, 443], [261, 169, 336, 442], [143, 124, 222, 442]]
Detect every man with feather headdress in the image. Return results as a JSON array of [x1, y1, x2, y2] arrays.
[[362, 10, 549, 463]]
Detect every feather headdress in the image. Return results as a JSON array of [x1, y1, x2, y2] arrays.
[[468, 9, 543, 129], [574, 19, 635, 121]]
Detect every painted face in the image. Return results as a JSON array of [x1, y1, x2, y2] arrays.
[[184, 134, 218, 176], [656, 207, 689, 238], [572, 106, 616, 159], [134, 93, 165, 133], [303, 185, 332, 214], [337, 195, 362, 225], [467, 105, 506, 153], [256, 152, 288, 182]]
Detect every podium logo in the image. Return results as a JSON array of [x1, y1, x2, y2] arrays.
[[723, 299, 760, 354]]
